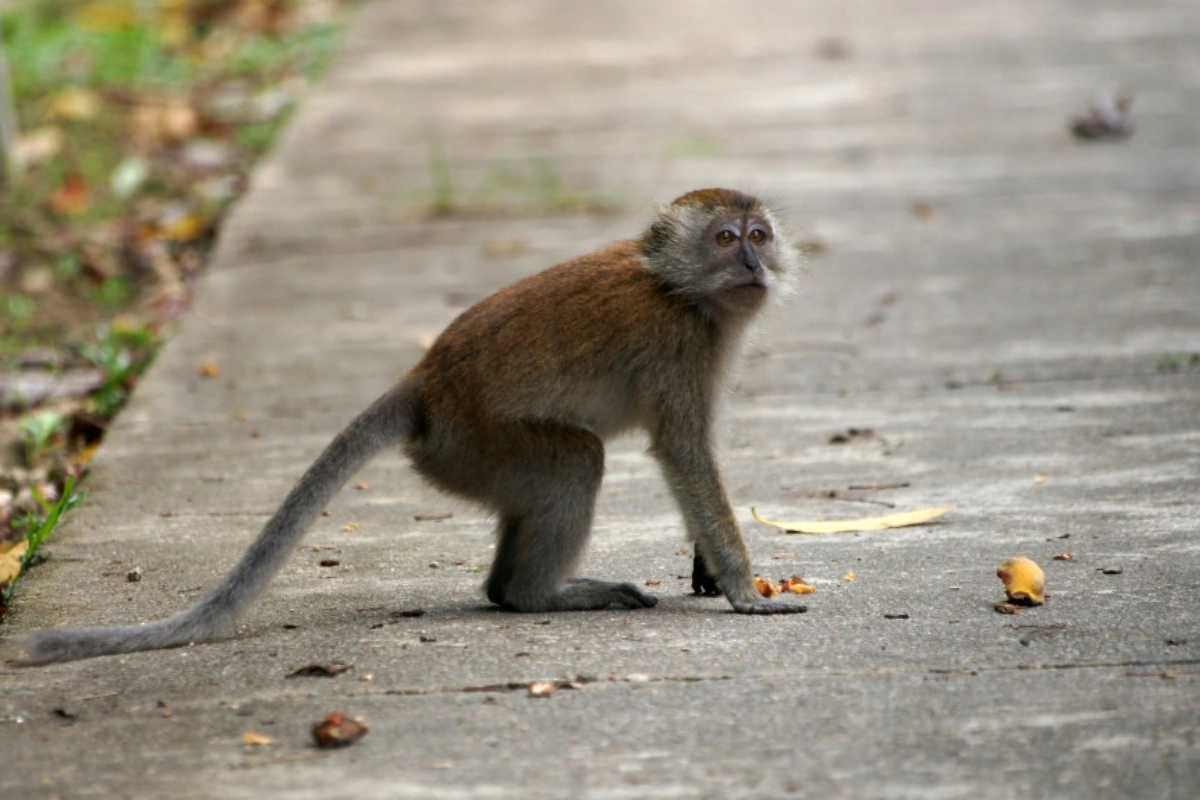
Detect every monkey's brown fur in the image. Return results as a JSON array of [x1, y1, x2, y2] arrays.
[[6, 188, 804, 666]]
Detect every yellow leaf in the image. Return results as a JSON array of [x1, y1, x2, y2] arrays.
[[158, 1, 192, 47], [46, 87, 101, 121], [751, 505, 955, 534], [49, 175, 91, 216], [79, 2, 140, 31], [14, 127, 64, 167], [0, 540, 30, 584], [73, 442, 102, 466]]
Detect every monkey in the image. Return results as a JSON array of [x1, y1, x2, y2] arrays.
[[691, 549, 723, 597], [4, 188, 806, 666]]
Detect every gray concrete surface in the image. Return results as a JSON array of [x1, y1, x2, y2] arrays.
[[3, 1, 1199, 797]]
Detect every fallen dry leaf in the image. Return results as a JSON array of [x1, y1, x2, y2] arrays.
[[0, 540, 29, 584], [843, 572, 856, 581], [79, 2, 140, 31], [355, 481, 370, 490], [49, 175, 90, 216], [242, 731, 273, 747], [159, 210, 205, 242], [46, 87, 101, 121], [752, 506, 954, 535], [0, 369, 106, 407], [343, 523, 358, 532], [1052, 552, 1074, 561], [912, 200, 937, 220], [14, 127, 64, 167], [73, 442, 103, 467], [311, 712, 368, 749], [528, 681, 556, 697], [997, 557, 1045, 605], [1034, 474, 1048, 484], [199, 360, 220, 378], [130, 100, 199, 149]]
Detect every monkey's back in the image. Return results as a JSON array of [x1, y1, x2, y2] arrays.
[[409, 238, 717, 443]]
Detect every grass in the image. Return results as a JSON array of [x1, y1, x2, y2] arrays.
[[425, 141, 624, 218], [0, 474, 84, 609], [81, 322, 159, 417], [0, 0, 354, 609], [0, 0, 352, 350], [19, 407, 66, 465], [1155, 352, 1200, 373]]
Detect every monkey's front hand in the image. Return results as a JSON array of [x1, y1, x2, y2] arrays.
[[691, 548, 723, 597]]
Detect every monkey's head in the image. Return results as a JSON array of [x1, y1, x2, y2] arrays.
[[642, 188, 796, 320]]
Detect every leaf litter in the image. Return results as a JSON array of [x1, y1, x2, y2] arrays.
[[751, 505, 955, 535]]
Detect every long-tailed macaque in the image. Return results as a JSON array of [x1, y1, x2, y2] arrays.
[[6, 188, 806, 666]]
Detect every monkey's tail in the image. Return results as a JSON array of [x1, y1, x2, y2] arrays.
[[5, 381, 420, 666]]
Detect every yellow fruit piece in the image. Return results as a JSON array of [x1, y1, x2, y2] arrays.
[[997, 557, 1045, 605], [242, 730, 273, 747], [754, 576, 779, 598]]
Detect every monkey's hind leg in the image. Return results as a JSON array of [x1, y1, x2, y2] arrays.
[[483, 424, 657, 613]]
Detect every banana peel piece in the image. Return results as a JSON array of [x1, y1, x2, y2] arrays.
[[751, 506, 955, 534], [997, 557, 1045, 605]]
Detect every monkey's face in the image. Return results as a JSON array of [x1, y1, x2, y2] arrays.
[[698, 210, 784, 314]]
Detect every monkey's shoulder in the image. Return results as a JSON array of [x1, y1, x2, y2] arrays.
[[444, 238, 699, 342], [502, 238, 656, 308]]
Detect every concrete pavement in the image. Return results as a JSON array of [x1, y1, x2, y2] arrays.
[[2, 1, 1199, 797]]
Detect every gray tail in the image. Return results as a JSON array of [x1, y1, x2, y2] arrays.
[[6, 381, 419, 666]]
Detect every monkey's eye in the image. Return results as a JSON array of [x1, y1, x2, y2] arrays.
[[748, 229, 767, 244], [715, 230, 736, 246]]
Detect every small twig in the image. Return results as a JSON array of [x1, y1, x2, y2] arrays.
[[235, 752, 330, 770], [0, 44, 19, 185], [67, 692, 120, 702], [847, 482, 911, 491], [854, 498, 897, 509]]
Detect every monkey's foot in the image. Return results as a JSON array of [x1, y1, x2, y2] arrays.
[[554, 578, 659, 610], [728, 598, 809, 615]]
